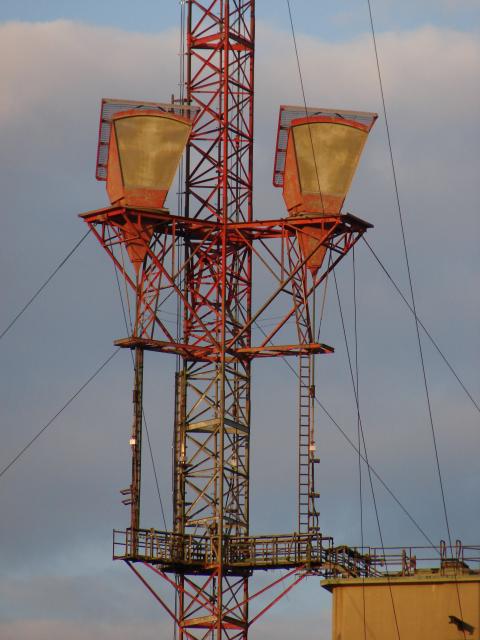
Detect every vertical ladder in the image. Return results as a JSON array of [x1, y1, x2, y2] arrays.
[[298, 354, 311, 532], [288, 239, 320, 534], [298, 354, 320, 533]]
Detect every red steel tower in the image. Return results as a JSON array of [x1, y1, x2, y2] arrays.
[[81, 1, 377, 637]]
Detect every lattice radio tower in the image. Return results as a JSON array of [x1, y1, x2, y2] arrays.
[[81, 1, 377, 637]]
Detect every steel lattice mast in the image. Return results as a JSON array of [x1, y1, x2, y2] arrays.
[[178, 0, 254, 546], [174, 2, 254, 636], [80, 1, 377, 638]]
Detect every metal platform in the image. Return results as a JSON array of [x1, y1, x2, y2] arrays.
[[114, 531, 480, 578], [113, 529, 336, 573], [325, 542, 480, 578]]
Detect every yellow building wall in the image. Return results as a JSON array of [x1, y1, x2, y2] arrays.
[[324, 574, 480, 640]]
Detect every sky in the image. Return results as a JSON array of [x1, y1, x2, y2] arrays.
[[0, 1, 479, 639]]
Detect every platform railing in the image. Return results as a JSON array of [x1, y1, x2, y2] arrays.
[[113, 529, 213, 566], [225, 532, 333, 568], [113, 530, 480, 577], [113, 529, 334, 571], [326, 542, 480, 577]]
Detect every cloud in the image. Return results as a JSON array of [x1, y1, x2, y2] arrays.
[[0, 620, 170, 640], [443, 0, 480, 7], [0, 17, 478, 640]]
